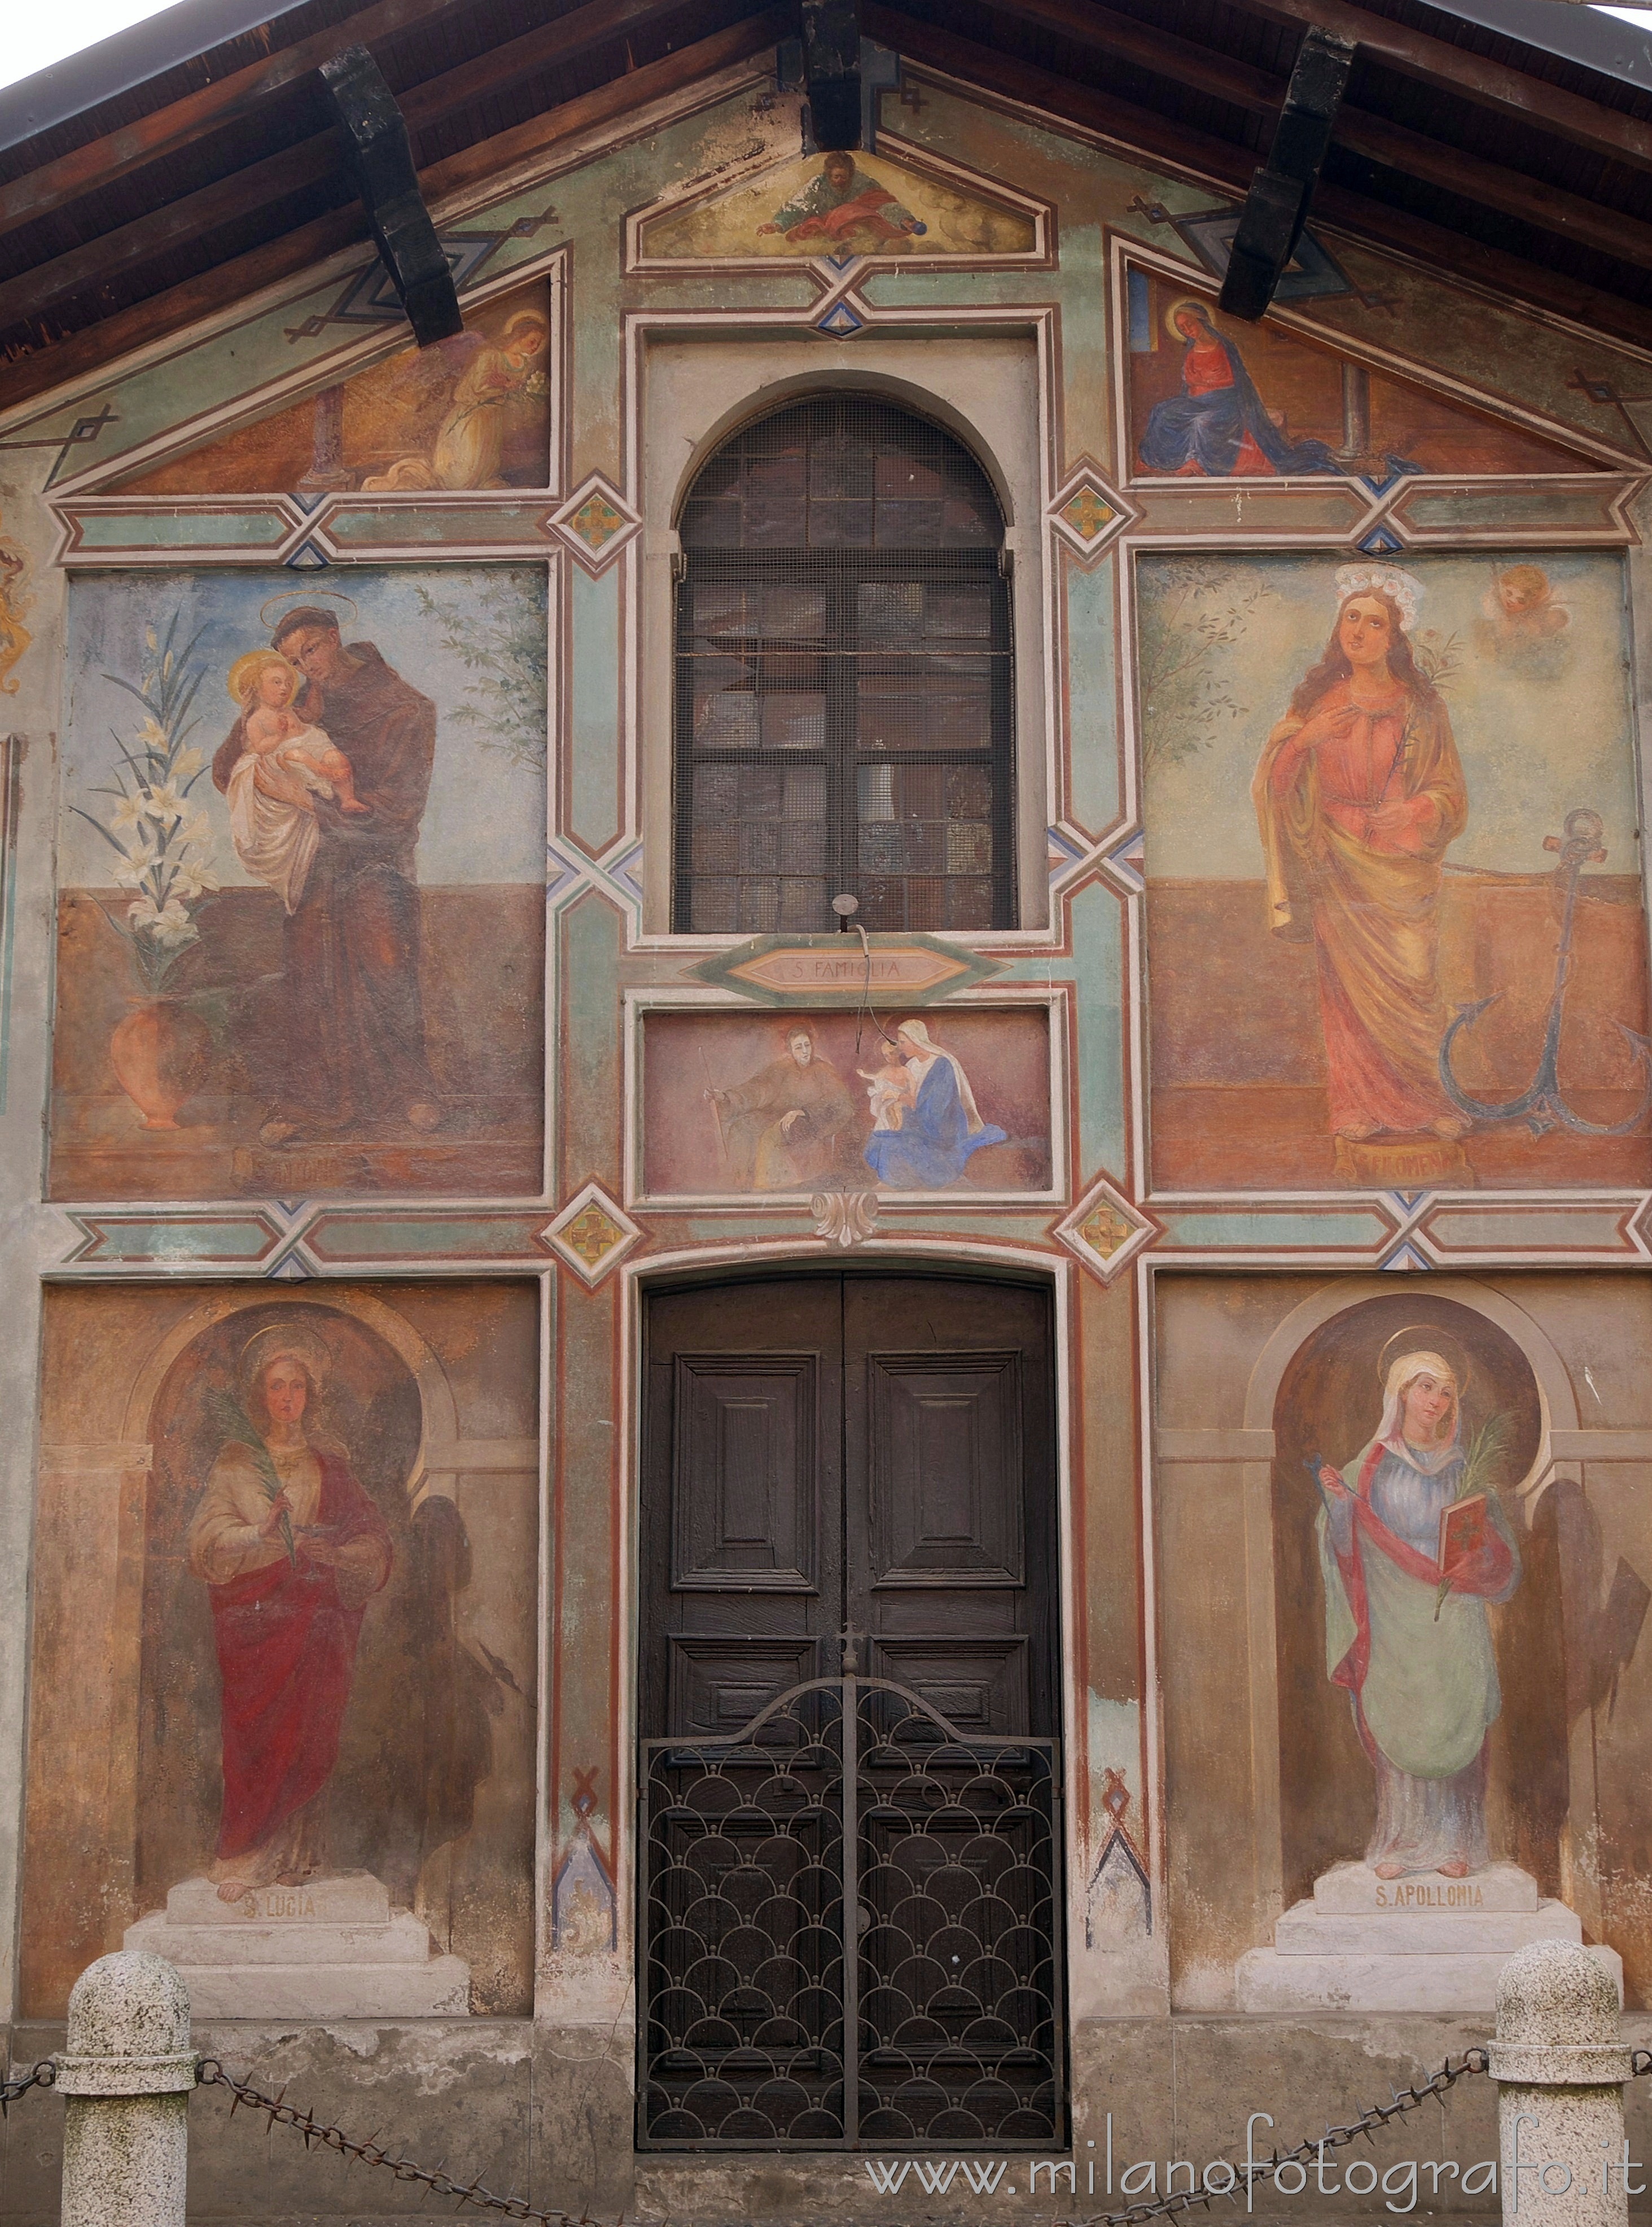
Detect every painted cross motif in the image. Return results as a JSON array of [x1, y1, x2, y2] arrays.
[[1063, 487, 1116, 540], [1081, 1201, 1136, 1257], [543, 1181, 641, 1284], [564, 1202, 624, 1266], [569, 494, 625, 550]]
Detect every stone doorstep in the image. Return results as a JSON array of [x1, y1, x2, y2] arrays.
[[124, 1908, 436, 1966], [1235, 1941, 1623, 2015], [1312, 1861, 1539, 1915], [160, 1955, 472, 2019], [1274, 1897, 1583, 1957]]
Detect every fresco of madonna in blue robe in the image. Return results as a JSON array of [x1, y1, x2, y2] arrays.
[[864, 1018, 1007, 1187], [1139, 299, 1340, 479]]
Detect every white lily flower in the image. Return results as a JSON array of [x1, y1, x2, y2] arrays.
[[135, 717, 170, 752], [143, 781, 185, 822], [173, 858, 219, 898], [177, 808, 212, 849], [110, 794, 147, 835], [154, 901, 198, 948], [172, 746, 204, 778], [129, 896, 196, 947], [112, 856, 151, 890]]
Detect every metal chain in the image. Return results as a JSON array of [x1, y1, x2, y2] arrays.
[[0, 2061, 56, 2113], [1065, 2049, 1491, 2227], [195, 2062, 588, 2227]]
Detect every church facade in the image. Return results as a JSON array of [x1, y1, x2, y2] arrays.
[[0, 7, 1650, 2217]]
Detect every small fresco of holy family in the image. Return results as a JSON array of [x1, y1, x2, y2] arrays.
[[706, 1015, 1007, 1190]]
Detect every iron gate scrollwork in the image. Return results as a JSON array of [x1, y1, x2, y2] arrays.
[[638, 1667, 1064, 2149]]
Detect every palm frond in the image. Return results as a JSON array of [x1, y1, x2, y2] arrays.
[[204, 1387, 298, 1566]]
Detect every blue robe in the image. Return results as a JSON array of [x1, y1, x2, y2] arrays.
[[1140, 335, 1340, 477], [864, 1057, 1006, 1187]]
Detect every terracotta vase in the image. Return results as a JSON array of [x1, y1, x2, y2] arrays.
[[109, 997, 212, 1131]]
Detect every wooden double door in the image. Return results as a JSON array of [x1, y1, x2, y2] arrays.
[[639, 1273, 1063, 2149]]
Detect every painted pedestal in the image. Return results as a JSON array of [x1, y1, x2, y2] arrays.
[[1236, 1862, 1623, 2013], [124, 1872, 470, 2016]]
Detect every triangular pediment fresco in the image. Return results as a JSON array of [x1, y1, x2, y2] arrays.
[[633, 146, 1042, 266], [1125, 265, 1601, 481], [120, 279, 553, 498]]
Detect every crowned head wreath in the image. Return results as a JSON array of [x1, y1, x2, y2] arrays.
[[1334, 563, 1424, 637]]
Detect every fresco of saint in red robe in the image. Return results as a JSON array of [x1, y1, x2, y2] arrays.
[[188, 1323, 391, 1898], [1252, 565, 1469, 1142]]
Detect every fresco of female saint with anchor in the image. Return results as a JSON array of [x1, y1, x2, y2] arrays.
[[1144, 552, 1652, 1191]]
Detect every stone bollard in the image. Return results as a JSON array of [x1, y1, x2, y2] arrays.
[[1491, 1937, 1634, 2227], [56, 1951, 196, 2227]]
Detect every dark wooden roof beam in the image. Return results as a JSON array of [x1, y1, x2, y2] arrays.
[[0, 0, 704, 252], [0, 0, 740, 339], [0, 130, 344, 334], [899, 1, 1652, 279], [1221, 27, 1353, 320], [321, 43, 460, 345], [1240, 0, 1652, 177], [0, 7, 787, 407], [0, 0, 461, 246], [864, 3, 1652, 355]]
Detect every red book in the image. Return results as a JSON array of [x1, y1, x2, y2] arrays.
[[1438, 1493, 1488, 1583]]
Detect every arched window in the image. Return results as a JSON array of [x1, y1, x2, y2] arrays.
[[673, 395, 1016, 935]]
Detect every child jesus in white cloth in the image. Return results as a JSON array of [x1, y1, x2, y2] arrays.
[[858, 1041, 915, 1133], [225, 650, 368, 914]]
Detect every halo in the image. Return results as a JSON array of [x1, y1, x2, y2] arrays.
[[1164, 296, 1214, 344], [240, 1321, 335, 1395], [226, 648, 297, 705], [1377, 1324, 1473, 1401], [257, 588, 359, 633]]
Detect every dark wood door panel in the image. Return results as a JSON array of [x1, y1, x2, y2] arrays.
[[642, 1276, 841, 1744], [644, 1272, 1056, 1738], [667, 1635, 822, 1737], [671, 1353, 818, 1592], [866, 1350, 1023, 1586], [640, 1270, 1064, 2151]]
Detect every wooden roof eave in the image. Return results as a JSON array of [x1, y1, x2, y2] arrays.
[[0, 6, 788, 416], [863, 3, 1652, 360]]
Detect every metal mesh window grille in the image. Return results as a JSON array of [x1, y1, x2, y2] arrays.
[[673, 396, 1016, 936]]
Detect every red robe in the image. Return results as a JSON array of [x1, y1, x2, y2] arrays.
[[207, 1450, 391, 1861]]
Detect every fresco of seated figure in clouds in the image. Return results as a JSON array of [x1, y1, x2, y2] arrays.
[[51, 567, 546, 1200], [636, 147, 1040, 264], [1140, 548, 1651, 1193]]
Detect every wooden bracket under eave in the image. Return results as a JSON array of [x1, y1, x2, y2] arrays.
[[319, 43, 463, 348], [1220, 26, 1355, 322], [802, 0, 861, 150]]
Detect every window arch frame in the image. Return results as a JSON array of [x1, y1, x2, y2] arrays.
[[669, 391, 1020, 938]]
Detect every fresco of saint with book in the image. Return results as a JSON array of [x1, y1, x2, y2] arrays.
[[1269, 1294, 1555, 1893], [51, 569, 547, 1198], [1141, 550, 1651, 1190]]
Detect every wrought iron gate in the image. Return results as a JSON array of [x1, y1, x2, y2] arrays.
[[638, 1664, 1064, 2149]]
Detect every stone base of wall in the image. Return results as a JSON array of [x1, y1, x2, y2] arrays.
[[4, 2013, 1650, 2225]]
